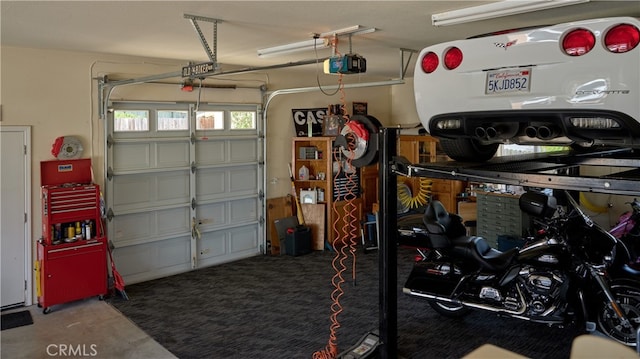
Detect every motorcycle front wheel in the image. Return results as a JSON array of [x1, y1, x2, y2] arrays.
[[428, 300, 470, 318], [597, 282, 640, 347]]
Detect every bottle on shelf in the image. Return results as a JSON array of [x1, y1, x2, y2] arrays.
[[67, 225, 75, 240], [54, 223, 62, 241], [298, 165, 309, 180], [75, 222, 82, 240], [85, 220, 92, 239]]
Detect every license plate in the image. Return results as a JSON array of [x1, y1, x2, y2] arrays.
[[485, 68, 531, 94]]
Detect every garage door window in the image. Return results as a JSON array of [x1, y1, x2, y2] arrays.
[[230, 111, 256, 130], [114, 110, 149, 132], [196, 111, 224, 130], [158, 110, 189, 131]]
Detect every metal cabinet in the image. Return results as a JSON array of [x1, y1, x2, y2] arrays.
[[36, 159, 108, 313], [36, 238, 107, 313], [476, 191, 528, 248]]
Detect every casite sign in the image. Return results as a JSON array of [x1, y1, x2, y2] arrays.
[[292, 108, 326, 137]]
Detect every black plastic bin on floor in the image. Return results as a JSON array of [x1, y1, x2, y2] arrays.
[[284, 225, 312, 256]]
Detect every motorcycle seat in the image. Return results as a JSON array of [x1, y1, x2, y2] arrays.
[[452, 236, 519, 271], [424, 200, 474, 249], [423, 200, 518, 270], [423, 200, 467, 237]]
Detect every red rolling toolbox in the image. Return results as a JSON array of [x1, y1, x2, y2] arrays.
[[36, 159, 108, 314]]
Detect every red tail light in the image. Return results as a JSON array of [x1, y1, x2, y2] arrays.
[[421, 52, 439, 74], [443, 47, 463, 70], [562, 28, 595, 56], [604, 24, 640, 53]]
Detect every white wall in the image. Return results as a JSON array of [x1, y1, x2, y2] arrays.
[[391, 77, 421, 126]]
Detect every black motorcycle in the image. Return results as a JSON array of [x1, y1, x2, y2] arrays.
[[402, 190, 640, 347]]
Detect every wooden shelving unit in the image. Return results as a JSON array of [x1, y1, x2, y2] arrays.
[[292, 137, 362, 248]]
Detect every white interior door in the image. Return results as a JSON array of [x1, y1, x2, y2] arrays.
[[1, 126, 32, 308]]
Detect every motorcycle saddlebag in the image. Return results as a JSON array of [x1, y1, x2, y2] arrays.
[[519, 191, 557, 218], [403, 261, 462, 297]]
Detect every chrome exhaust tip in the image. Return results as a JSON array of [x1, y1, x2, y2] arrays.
[[525, 126, 538, 138], [475, 127, 487, 139], [537, 126, 558, 140], [486, 127, 498, 139]]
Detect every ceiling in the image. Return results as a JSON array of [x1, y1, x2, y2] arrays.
[[2, 1, 639, 79]]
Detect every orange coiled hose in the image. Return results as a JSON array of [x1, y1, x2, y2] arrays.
[[342, 136, 360, 285], [314, 148, 346, 359], [314, 72, 361, 359]]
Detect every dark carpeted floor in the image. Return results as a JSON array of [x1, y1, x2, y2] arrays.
[[108, 247, 581, 359]]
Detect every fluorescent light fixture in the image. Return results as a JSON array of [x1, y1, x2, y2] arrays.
[[258, 39, 329, 57], [319, 25, 377, 38], [257, 25, 376, 57], [257, 38, 329, 58], [431, 0, 590, 27]]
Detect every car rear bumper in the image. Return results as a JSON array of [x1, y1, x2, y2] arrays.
[[429, 109, 640, 147]]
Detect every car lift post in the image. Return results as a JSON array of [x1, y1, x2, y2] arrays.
[[378, 127, 398, 358]]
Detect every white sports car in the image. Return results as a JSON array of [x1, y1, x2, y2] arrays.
[[414, 17, 640, 161]]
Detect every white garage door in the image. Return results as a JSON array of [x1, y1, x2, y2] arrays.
[[106, 102, 264, 284]]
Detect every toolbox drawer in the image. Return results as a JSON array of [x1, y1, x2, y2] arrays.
[[44, 240, 105, 260]]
